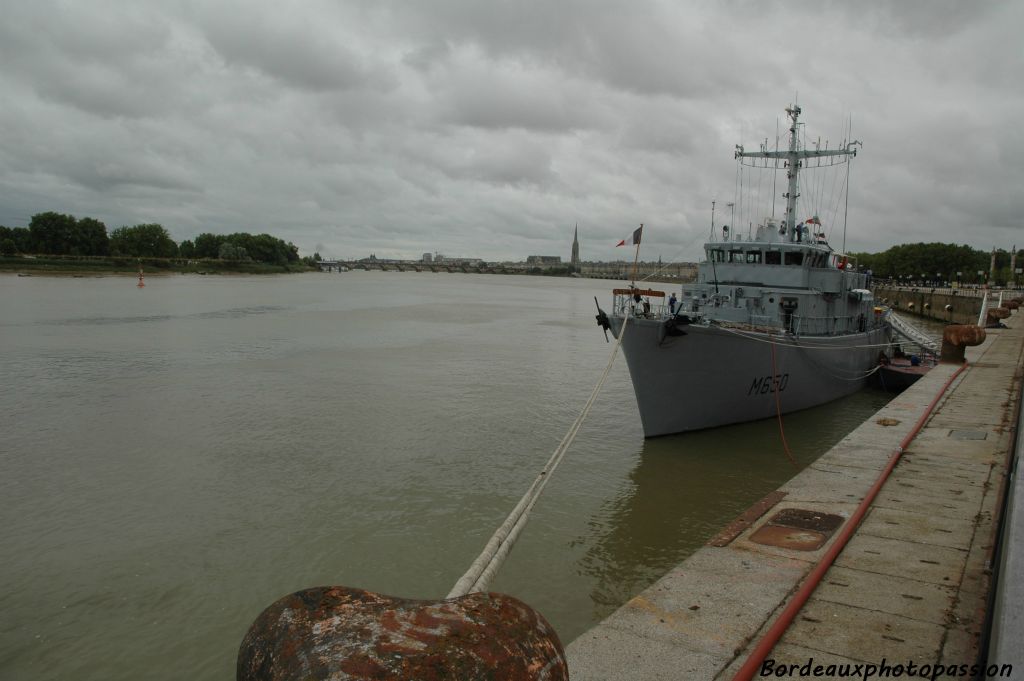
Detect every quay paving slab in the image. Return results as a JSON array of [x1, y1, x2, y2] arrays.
[[809, 442, 897, 471], [927, 404, 1013, 429], [809, 565, 956, 625], [857, 506, 977, 549], [872, 485, 985, 521], [895, 452, 997, 478], [831, 533, 968, 585], [879, 470, 987, 508], [566, 629, 724, 681], [901, 444, 1003, 469], [565, 548, 813, 680], [889, 463, 1001, 496], [566, 314, 1023, 679], [802, 455, 891, 477], [569, 547, 813, 660], [779, 467, 886, 505], [778, 600, 947, 663], [905, 428, 1012, 461]]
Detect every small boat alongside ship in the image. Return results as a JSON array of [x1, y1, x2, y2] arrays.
[[598, 105, 898, 437], [874, 355, 932, 392]]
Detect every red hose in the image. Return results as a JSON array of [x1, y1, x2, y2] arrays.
[[731, 362, 968, 681], [769, 333, 797, 467]]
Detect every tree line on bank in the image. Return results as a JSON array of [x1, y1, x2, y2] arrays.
[[0, 211, 308, 266], [850, 242, 1023, 286]]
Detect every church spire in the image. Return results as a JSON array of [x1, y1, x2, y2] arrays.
[[571, 223, 580, 268]]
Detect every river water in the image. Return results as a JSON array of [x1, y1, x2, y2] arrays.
[[1, 271, 900, 680]]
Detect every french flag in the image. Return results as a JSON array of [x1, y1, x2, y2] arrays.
[[616, 225, 643, 247]]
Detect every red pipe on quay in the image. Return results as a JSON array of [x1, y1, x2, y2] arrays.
[[731, 363, 968, 681]]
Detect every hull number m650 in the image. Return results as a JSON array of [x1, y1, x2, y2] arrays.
[[748, 373, 789, 396]]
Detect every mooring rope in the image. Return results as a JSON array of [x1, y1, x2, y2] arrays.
[[718, 323, 892, 383], [447, 314, 631, 598], [714, 322, 896, 351]]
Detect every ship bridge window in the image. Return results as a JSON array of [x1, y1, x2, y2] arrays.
[[765, 251, 782, 265], [746, 251, 762, 264], [784, 251, 804, 266], [729, 250, 744, 263], [709, 249, 726, 262]]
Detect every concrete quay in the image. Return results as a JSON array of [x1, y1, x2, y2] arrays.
[[567, 315, 1023, 679], [872, 286, 1024, 326]]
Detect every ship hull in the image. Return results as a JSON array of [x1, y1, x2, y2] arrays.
[[611, 317, 890, 437]]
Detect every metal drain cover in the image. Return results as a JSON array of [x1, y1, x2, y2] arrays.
[[749, 508, 845, 551], [949, 429, 988, 440]]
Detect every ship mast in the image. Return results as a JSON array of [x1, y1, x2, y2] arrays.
[[735, 105, 859, 243]]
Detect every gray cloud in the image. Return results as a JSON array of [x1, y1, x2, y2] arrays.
[[190, 4, 397, 94], [0, 0, 1021, 262]]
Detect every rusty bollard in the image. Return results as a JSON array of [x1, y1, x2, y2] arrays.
[[985, 307, 1011, 327], [237, 586, 568, 681], [940, 324, 986, 363]]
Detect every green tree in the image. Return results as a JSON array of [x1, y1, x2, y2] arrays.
[[109, 223, 178, 258], [179, 240, 196, 258], [218, 242, 248, 260], [77, 217, 110, 256], [224, 233, 271, 262], [193, 233, 226, 259], [7, 227, 31, 253], [29, 212, 77, 254], [222, 232, 299, 264], [0, 226, 15, 254], [27, 212, 110, 255], [286, 242, 299, 262], [852, 242, 991, 282]]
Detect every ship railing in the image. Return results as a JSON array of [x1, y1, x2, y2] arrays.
[[790, 313, 878, 336], [612, 289, 668, 319]]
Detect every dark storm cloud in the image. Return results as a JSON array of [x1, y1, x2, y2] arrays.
[[0, 0, 1020, 261]]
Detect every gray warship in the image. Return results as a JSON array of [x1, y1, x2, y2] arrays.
[[599, 105, 892, 437]]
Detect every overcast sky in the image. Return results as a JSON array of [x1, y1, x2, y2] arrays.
[[1, 0, 1021, 262]]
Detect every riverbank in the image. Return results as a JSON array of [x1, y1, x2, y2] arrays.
[[0, 255, 316, 275]]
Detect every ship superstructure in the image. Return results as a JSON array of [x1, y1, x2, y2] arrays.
[[603, 105, 892, 436]]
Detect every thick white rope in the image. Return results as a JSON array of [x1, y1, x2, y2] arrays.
[[447, 314, 631, 598]]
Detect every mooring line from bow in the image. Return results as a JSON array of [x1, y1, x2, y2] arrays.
[[447, 314, 631, 598]]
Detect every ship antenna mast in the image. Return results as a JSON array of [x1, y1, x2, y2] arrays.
[[735, 104, 859, 244], [841, 114, 862, 254], [782, 105, 801, 241]]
